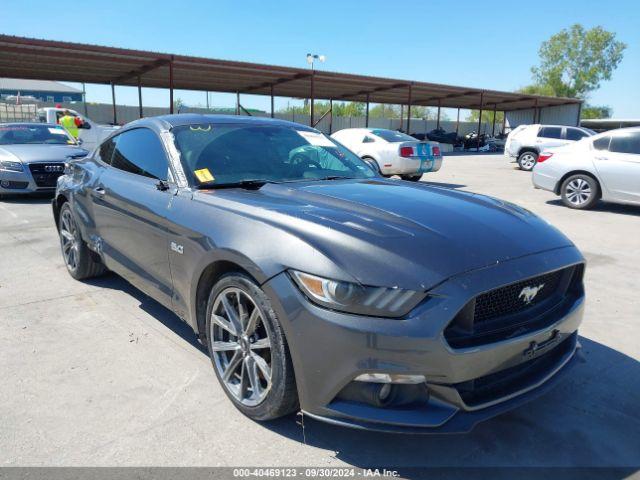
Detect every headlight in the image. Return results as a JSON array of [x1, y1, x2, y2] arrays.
[[290, 270, 424, 318], [0, 160, 24, 172]]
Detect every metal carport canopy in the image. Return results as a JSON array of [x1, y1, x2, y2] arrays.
[[0, 35, 581, 113]]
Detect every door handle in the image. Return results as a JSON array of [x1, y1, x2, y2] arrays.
[[594, 156, 609, 161], [93, 186, 106, 197]]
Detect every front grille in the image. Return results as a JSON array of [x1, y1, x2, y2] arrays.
[[444, 265, 583, 348], [453, 333, 576, 407], [28, 163, 64, 188], [475, 269, 564, 323]]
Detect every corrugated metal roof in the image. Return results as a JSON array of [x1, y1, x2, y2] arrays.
[[0, 35, 581, 111], [0, 77, 81, 93]]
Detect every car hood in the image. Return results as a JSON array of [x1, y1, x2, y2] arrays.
[[0, 144, 88, 163], [197, 179, 574, 290]]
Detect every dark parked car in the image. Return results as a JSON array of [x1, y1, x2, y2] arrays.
[[53, 115, 585, 432]]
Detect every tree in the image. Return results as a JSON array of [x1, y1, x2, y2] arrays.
[[530, 24, 626, 99], [368, 104, 400, 119], [517, 84, 556, 96], [466, 110, 505, 130], [173, 97, 186, 112], [580, 105, 612, 119], [278, 101, 365, 117]]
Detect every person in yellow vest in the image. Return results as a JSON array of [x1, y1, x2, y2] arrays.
[[58, 110, 81, 140]]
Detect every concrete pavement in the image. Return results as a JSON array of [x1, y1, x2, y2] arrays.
[[0, 155, 638, 469]]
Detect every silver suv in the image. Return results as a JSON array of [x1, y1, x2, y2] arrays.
[[505, 124, 595, 171]]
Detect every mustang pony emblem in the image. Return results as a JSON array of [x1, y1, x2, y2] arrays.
[[519, 284, 545, 304]]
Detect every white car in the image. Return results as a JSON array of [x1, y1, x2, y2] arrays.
[[532, 127, 640, 209], [331, 128, 442, 181], [505, 124, 595, 171]]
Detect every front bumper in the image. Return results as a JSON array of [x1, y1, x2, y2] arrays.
[[263, 246, 584, 433], [0, 163, 63, 194]]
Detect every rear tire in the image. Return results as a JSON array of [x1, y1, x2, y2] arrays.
[[205, 273, 298, 421], [58, 203, 106, 280], [400, 174, 422, 182], [560, 174, 600, 210], [362, 156, 381, 175], [517, 151, 538, 171]]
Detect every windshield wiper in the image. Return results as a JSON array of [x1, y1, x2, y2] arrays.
[[314, 176, 357, 181], [195, 179, 276, 190]]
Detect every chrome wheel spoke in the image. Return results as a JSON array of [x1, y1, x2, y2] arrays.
[[252, 353, 272, 383], [244, 309, 260, 335], [211, 341, 240, 352], [60, 230, 74, 242], [222, 350, 243, 382], [212, 313, 237, 336], [237, 291, 247, 326], [221, 295, 242, 335], [250, 337, 271, 350], [245, 356, 261, 396]]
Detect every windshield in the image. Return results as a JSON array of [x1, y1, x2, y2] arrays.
[[172, 124, 376, 186], [370, 129, 416, 143], [0, 124, 76, 145]]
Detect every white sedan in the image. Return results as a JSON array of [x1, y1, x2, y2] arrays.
[[532, 127, 640, 209], [331, 128, 442, 181]]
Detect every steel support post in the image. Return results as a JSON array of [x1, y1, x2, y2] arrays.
[[476, 91, 484, 151], [169, 58, 174, 114], [110, 82, 117, 125], [138, 76, 143, 118], [406, 84, 413, 134], [365, 94, 370, 128]]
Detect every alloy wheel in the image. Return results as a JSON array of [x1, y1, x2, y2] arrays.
[[210, 287, 273, 406], [565, 178, 592, 206], [520, 153, 536, 170], [59, 208, 80, 272]]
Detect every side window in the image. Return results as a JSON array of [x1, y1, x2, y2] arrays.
[[110, 128, 169, 180], [609, 132, 640, 155], [593, 136, 611, 151], [362, 136, 375, 143], [538, 127, 563, 139], [566, 128, 589, 141], [96, 137, 117, 164]]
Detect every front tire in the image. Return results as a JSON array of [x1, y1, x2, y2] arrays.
[[517, 151, 538, 171], [58, 203, 106, 280], [205, 273, 298, 421], [560, 174, 600, 210]]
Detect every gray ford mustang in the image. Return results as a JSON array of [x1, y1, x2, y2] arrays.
[[53, 115, 585, 432], [0, 123, 88, 196]]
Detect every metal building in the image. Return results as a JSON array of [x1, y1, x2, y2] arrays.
[[0, 78, 83, 103]]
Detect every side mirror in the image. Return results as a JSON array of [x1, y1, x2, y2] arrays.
[[76, 138, 84, 145]]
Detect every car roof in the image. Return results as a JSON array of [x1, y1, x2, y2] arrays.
[[525, 124, 586, 129], [332, 128, 379, 135], [124, 114, 314, 131], [592, 126, 640, 138]]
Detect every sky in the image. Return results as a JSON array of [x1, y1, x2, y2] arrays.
[[2, 0, 639, 117]]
